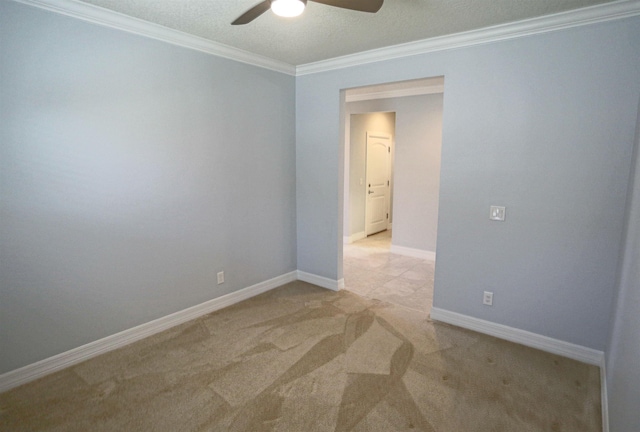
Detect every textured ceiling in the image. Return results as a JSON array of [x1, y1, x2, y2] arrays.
[[76, 0, 618, 65]]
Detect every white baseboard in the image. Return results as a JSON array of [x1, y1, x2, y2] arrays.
[[297, 271, 343, 291], [390, 245, 436, 261], [0, 274, 609, 429], [432, 307, 609, 430], [429, 307, 604, 366], [0, 271, 297, 393], [343, 231, 366, 244], [600, 357, 609, 432]]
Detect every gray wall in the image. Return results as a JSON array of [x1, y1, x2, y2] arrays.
[[606, 100, 640, 432], [345, 96, 442, 253], [0, 2, 296, 374], [392, 94, 442, 253], [347, 111, 395, 237], [3, 7, 640, 422], [297, 17, 640, 350]]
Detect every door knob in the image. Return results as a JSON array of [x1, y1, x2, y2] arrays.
[[368, 190, 374, 194]]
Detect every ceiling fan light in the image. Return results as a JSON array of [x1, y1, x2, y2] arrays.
[[271, 0, 305, 18]]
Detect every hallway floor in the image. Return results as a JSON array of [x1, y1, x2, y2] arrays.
[[343, 230, 435, 314]]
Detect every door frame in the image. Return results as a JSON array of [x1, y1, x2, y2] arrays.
[[339, 76, 445, 286]]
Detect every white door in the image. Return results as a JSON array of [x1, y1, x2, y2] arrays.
[[365, 132, 391, 236]]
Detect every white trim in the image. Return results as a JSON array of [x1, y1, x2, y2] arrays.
[[600, 357, 609, 432], [390, 245, 436, 261], [429, 307, 605, 366], [11, 0, 640, 77], [345, 85, 444, 102], [344, 231, 366, 244], [12, 0, 296, 76], [0, 271, 297, 393], [430, 306, 609, 428], [296, 0, 640, 75], [351, 232, 366, 243], [297, 271, 342, 291]]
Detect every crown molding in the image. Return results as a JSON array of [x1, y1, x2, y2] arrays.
[[297, 0, 640, 75], [11, 0, 640, 77], [12, 0, 297, 76]]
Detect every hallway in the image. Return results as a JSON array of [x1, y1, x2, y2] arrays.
[[343, 230, 435, 314]]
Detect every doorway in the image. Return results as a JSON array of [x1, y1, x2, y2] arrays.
[[341, 77, 444, 314], [344, 111, 396, 244]]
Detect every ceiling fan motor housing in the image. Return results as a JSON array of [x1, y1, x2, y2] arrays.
[[270, 0, 308, 18], [232, 0, 383, 25]]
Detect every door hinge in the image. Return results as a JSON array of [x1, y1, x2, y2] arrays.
[[386, 213, 389, 219], [387, 180, 389, 186], [388, 147, 391, 153]]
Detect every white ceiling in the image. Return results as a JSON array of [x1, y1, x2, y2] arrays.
[[72, 0, 617, 65]]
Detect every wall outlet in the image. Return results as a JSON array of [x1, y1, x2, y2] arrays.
[[217, 271, 224, 285], [483, 291, 493, 306], [489, 206, 506, 221]]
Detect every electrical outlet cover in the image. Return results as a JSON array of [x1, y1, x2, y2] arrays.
[[489, 206, 506, 221], [483, 291, 493, 306]]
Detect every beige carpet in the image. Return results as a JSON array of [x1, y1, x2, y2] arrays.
[[0, 281, 601, 431]]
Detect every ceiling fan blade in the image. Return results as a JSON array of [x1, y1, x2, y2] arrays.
[[232, 0, 272, 25], [310, 0, 383, 13]]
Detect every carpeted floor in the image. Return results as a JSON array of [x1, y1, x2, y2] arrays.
[[0, 281, 601, 431]]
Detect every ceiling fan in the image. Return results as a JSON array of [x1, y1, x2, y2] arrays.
[[232, 0, 383, 25]]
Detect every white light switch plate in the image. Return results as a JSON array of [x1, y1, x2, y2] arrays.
[[490, 206, 506, 221]]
